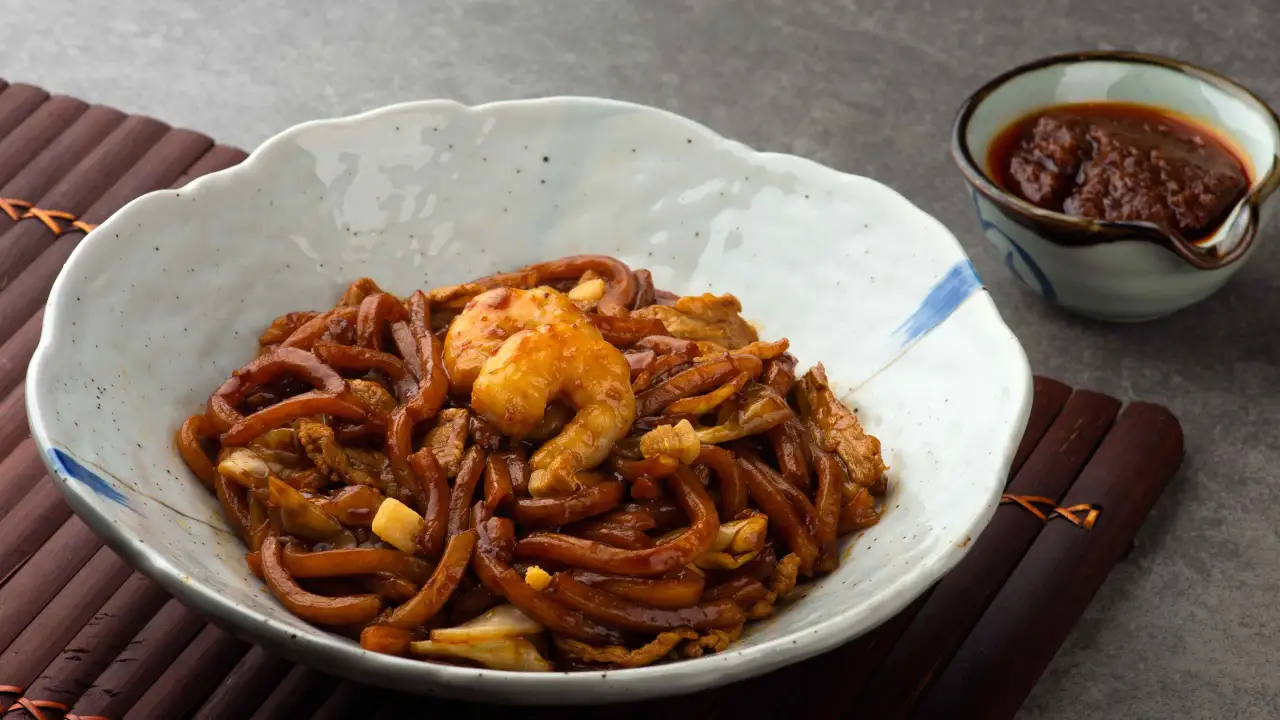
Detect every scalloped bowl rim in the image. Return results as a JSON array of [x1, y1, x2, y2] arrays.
[[27, 96, 1032, 702]]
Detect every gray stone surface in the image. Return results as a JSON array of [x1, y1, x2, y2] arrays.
[[2, 1, 1277, 717]]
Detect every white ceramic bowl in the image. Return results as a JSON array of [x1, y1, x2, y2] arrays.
[[953, 50, 1280, 322], [27, 97, 1031, 704]]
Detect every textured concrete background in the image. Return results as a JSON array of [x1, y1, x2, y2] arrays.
[[3, 1, 1277, 717]]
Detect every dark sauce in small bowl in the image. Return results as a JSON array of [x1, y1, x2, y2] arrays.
[[988, 102, 1251, 240]]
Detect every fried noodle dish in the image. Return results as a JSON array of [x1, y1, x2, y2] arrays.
[[177, 255, 888, 671]]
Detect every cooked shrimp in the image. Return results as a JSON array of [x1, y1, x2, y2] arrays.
[[443, 286, 593, 395], [471, 322, 635, 496]]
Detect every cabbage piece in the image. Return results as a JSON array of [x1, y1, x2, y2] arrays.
[[712, 515, 768, 554], [430, 604, 544, 644], [268, 476, 343, 541], [695, 383, 791, 444], [694, 515, 769, 570], [410, 636, 553, 672], [217, 448, 270, 489], [694, 550, 759, 570]]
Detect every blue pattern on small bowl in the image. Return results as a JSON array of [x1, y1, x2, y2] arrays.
[[953, 51, 1280, 322], [28, 97, 1031, 704], [970, 191, 1057, 303]]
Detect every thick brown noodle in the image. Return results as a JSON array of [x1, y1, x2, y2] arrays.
[[177, 254, 887, 671]]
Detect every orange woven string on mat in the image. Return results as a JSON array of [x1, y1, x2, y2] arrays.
[[0, 197, 97, 234], [0, 198, 31, 221], [0, 686, 108, 720], [1000, 493, 1100, 530], [3, 697, 66, 720]]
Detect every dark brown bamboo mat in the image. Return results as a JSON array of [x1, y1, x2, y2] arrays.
[[0, 80, 1186, 720]]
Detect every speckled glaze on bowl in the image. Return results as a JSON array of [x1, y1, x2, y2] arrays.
[[953, 50, 1280, 322], [27, 97, 1031, 704]]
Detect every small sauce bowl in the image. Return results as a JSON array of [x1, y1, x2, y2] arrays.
[[952, 50, 1280, 321]]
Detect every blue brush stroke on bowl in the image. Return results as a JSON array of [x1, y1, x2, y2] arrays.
[[998, 233, 1058, 303], [894, 259, 983, 345], [969, 191, 1057, 302], [49, 448, 129, 507]]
